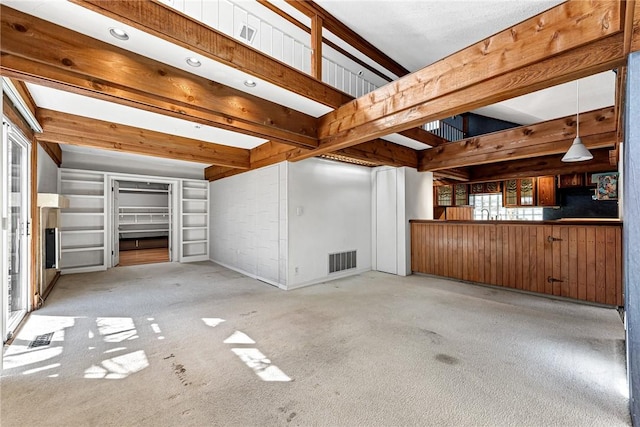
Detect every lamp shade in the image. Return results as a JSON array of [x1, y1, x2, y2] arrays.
[[561, 136, 593, 162]]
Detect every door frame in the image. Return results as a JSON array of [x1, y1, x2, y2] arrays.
[[107, 175, 180, 268], [1, 117, 32, 342]]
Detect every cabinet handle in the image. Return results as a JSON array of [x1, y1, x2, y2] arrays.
[[547, 236, 563, 243], [547, 276, 564, 283]]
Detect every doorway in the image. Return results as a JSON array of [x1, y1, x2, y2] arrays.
[[1, 119, 31, 342], [112, 180, 172, 267]]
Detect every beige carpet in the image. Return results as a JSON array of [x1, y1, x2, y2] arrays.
[[0, 262, 630, 426]]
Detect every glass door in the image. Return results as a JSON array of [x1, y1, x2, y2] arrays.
[[2, 119, 31, 342]]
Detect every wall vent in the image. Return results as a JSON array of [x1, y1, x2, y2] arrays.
[[329, 250, 357, 274], [238, 24, 257, 43]]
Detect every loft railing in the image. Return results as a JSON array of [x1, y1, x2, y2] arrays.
[[426, 121, 466, 142]]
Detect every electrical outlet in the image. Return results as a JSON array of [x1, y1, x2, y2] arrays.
[[294, 266, 299, 275]]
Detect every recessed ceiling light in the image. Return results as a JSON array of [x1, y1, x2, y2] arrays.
[[109, 28, 129, 41], [186, 57, 201, 67], [244, 79, 257, 88]]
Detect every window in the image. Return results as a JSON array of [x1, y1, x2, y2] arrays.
[[469, 194, 543, 221]]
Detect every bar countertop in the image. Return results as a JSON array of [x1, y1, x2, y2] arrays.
[[409, 218, 622, 226]]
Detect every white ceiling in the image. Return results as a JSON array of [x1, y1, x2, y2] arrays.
[[3, 0, 617, 170]]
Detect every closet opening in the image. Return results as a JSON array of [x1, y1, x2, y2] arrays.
[[112, 180, 172, 267]]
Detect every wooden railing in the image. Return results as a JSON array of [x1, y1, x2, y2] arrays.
[[410, 220, 623, 306]]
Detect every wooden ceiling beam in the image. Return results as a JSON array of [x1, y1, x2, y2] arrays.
[[291, 0, 624, 160], [205, 138, 419, 181], [432, 168, 470, 182], [0, 5, 318, 149], [36, 109, 251, 168], [419, 107, 616, 171], [69, 0, 352, 108], [284, 0, 410, 78], [469, 148, 615, 182]]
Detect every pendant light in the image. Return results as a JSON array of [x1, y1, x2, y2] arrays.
[[562, 79, 593, 162]]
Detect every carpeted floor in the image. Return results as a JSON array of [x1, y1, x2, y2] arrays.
[[0, 262, 630, 426]]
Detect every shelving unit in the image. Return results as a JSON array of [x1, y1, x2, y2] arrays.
[[59, 169, 107, 273], [181, 180, 209, 261], [117, 181, 171, 257]]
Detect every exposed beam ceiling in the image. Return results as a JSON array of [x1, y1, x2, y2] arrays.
[[36, 109, 251, 168], [292, 1, 625, 160], [469, 149, 614, 182], [419, 107, 617, 172], [0, 5, 319, 149]]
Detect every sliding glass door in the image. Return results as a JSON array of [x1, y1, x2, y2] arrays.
[[2, 119, 31, 342]]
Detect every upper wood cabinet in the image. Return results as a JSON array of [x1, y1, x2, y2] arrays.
[[558, 173, 584, 188], [503, 178, 536, 207], [469, 181, 502, 194], [537, 176, 556, 207], [434, 184, 468, 206]]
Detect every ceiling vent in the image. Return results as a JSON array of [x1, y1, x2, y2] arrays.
[[238, 24, 257, 44]]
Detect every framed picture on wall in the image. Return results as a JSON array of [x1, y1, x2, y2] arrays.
[[592, 172, 619, 200]]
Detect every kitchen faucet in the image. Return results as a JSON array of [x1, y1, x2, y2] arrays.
[[481, 208, 490, 220]]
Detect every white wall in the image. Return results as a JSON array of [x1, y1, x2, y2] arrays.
[[62, 149, 203, 180], [209, 163, 286, 287], [37, 144, 58, 193], [288, 158, 372, 289]]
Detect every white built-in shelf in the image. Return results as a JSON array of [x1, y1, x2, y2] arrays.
[[61, 227, 105, 234], [59, 168, 106, 273], [119, 188, 168, 193], [182, 212, 207, 216], [120, 221, 169, 225], [61, 245, 104, 253], [182, 226, 207, 230], [119, 229, 169, 234], [120, 206, 168, 210], [183, 240, 207, 244], [182, 198, 207, 202]]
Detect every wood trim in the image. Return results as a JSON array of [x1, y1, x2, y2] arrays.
[[292, 1, 624, 159], [69, 0, 352, 108], [311, 14, 323, 80], [284, 0, 410, 77], [9, 79, 37, 116], [633, 0, 640, 52], [2, 95, 33, 141], [37, 140, 62, 167], [40, 271, 61, 305], [1, 5, 319, 149], [469, 148, 614, 182], [398, 127, 447, 147], [35, 109, 251, 168], [30, 127, 38, 311]]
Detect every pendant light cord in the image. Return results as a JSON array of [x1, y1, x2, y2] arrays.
[[576, 80, 580, 137]]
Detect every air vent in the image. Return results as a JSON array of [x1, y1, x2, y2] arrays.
[[29, 332, 54, 348], [238, 24, 257, 43], [329, 250, 357, 274]]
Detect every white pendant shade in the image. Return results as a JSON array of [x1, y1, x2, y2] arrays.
[[561, 136, 593, 162], [562, 79, 592, 162]]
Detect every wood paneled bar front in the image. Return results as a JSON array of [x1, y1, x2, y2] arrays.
[[410, 220, 622, 306]]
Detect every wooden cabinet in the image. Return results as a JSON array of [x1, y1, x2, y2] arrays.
[[435, 184, 468, 206], [536, 176, 556, 206], [558, 173, 584, 188], [503, 178, 536, 206], [410, 221, 622, 306], [470, 181, 501, 194]]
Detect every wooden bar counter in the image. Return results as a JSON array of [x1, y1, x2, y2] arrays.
[[410, 220, 622, 306]]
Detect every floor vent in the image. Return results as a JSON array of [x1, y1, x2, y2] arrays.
[[238, 24, 257, 44], [329, 250, 357, 274], [29, 332, 54, 348]]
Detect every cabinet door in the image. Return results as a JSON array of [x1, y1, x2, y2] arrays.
[[537, 176, 556, 206], [519, 178, 535, 206], [434, 185, 453, 206], [454, 184, 468, 206], [503, 179, 519, 206]]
